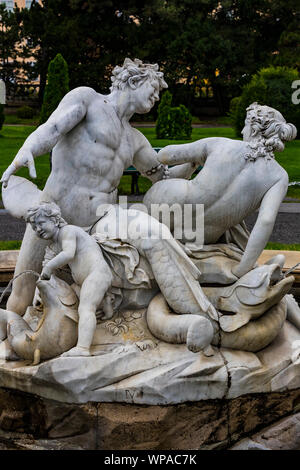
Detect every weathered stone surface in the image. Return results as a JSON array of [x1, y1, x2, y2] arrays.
[[1, 387, 300, 450], [1, 318, 300, 405], [230, 412, 300, 450], [96, 402, 229, 450]]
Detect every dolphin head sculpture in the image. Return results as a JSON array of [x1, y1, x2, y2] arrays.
[[218, 264, 294, 332]]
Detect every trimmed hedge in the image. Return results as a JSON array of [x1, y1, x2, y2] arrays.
[[156, 90, 192, 140], [40, 53, 69, 125], [16, 105, 36, 119], [230, 66, 300, 137]]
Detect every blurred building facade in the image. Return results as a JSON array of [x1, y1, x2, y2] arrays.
[[0, 0, 41, 110], [0, 1, 34, 11]]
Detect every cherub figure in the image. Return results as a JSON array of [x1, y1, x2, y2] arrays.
[[26, 202, 113, 357]]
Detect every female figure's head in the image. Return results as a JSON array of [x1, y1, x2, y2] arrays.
[[242, 102, 297, 160]]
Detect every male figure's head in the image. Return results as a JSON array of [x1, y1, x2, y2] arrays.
[[110, 58, 168, 114], [242, 102, 297, 152], [26, 202, 67, 240]]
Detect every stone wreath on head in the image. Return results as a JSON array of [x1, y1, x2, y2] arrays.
[[244, 102, 297, 161], [110, 58, 168, 92]]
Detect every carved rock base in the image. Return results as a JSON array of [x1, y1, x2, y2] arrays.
[[230, 412, 300, 450], [0, 387, 300, 450], [1, 315, 300, 405]]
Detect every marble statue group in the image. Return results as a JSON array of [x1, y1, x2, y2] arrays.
[[0, 58, 299, 404]]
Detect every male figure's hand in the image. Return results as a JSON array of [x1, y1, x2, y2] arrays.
[[157, 148, 172, 165], [1, 149, 37, 188]]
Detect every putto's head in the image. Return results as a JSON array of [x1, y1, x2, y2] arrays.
[[242, 102, 297, 152], [26, 202, 67, 240], [110, 58, 168, 114]]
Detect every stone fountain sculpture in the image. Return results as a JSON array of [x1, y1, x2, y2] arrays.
[[0, 59, 300, 406]]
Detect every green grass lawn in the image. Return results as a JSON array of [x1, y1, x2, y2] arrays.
[[4, 114, 39, 126], [0, 125, 299, 198], [1, 240, 300, 252], [0, 240, 22, 250], [265, 242, 300, 251]]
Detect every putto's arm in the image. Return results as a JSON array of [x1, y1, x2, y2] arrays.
[[1, 87, 94, 187], [232, 174, 289, 278], [133, 129, 195, 182], [41, 228, 76, 279]]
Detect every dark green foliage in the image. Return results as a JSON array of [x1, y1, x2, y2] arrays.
[[0, 4, 22, 95], [156, 91, 192, 139], [274, 16, 300, 71], [155, 91, 172, 138], [1, 0, 299, 116], [228, 96, 241, 127], [16, 106, 36, 119], [232, 66, 300, 137], [0, 104, 4, 130], [40, 53, 69, 124]]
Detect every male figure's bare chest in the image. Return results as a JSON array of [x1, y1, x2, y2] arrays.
[[86, 100, 135, 165]]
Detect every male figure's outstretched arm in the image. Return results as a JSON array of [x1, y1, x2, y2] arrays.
[[1, 87, 94, 187], [132, 129, 196, 182]]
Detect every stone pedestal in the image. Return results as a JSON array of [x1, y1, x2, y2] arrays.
[[1, 387, 300, 450]]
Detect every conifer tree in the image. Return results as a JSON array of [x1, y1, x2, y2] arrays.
[[40, 53, 69, 124]]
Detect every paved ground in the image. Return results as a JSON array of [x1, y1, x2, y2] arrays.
[[0, 202, 299, 244], [245, 212, 300, 244], [0, 210, 26, 240]]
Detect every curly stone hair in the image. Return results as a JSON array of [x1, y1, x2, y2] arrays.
[[244, 102, 297, 161], [26, 202, 67, 228], [110, 58, 168, 92]]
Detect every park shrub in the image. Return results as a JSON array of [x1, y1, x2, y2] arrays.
[[156, 90, 192, 139], [40, 53, 69, 125], [228, 96, 241, 126], [16, 105, 36, 119], [0, 104, 4, 130], [231, 66, 300, 137]]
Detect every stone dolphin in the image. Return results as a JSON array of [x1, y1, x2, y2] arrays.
[[0, 275, 79, 364], [146, 264, 294, 353], [215, 263, 294, 332]]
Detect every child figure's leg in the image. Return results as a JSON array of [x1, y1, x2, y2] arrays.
[[62, 271, 111, 357]]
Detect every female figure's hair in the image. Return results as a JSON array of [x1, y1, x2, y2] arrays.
[[26, 202, 67, 228], [110, 58, 168, 92], [244, 102, 297, 161]]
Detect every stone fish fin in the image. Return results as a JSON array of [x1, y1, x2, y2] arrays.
[[221, 273, 269, 300], [57, 288, 78, 307], [63, 309, 79, 323], [2, 175, 41, 219], [58, 296, 78, 307], [219, 311, 252, 332]]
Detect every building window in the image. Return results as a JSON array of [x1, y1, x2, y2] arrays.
[[0, 0, 14, 12]]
